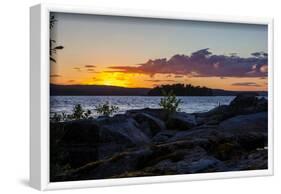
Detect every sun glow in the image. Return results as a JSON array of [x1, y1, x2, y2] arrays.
[[84, 72, 131, 87]]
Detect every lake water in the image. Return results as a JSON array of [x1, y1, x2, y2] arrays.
[[50, 96, 237, 117]]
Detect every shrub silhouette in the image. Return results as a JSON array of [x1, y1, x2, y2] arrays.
[[95, 101, 119, 117], [50, 112, 62, 122], [71, 104, 84, 119], [50, 104, 92, 122], [70, 104, 92, 120], [159, 90, 182, 117], [84, 109, 92, 119]]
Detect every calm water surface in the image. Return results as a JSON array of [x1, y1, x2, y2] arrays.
[[50, 96, 237, 117]]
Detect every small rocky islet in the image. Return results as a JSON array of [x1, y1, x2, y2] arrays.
[[50, 94, 268, 182]]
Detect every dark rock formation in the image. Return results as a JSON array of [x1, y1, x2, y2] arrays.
[[218, 112, 267, 132], [194, 94, 268, 125], [167, 112, 197, 130], [127, 112, 166, 137], [50, 94, 268, 182], [228, 94, 268, 115], [126, 108, 167, 120], [51, 115, 149, 169]]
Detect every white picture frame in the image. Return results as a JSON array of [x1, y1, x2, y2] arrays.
[[30, 3, 274, 191]]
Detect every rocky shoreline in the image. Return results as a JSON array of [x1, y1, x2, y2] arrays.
[[50, 94, 268, 182]]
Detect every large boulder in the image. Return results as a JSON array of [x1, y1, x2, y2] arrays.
[[194, 95, 268, 126], [169, 126, 218, 142], [94, 115, 150, 160], [154, 146, 221, 174], [230, 93, 258, 108], [229, 94, 267, 115], [57, 147, 154, 181], [58, 120, 100, 145], [218, 112, 268, 151], [126, 108, 167, 120], [218, 112, 268, 133], [194, 105, 230, 125], [128, 112, 166, 137], [176, 156, 222, 174], [53, 115, 150, 168], [234, 149, 268, 170], [97, 115, 150, 147], [195, 105, 229, 118], [152, 130, 177, 143], [256, 97, 268, 112], [130, 146, 223, 175], [50, 120, 101, 170], [167, 112, 197, 130]]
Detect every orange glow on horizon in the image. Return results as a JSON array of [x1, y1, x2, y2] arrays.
[[83, 72, 130, 87], [50, 69, 268, 91]]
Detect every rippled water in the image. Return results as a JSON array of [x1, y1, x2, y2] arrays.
[[50, 96, 236, 117]]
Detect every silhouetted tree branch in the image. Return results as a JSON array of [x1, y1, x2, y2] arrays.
[[50, 14, 64, 63]]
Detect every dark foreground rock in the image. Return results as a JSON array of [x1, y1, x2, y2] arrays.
[[50, 94, 268, 182], [51, 115, 150, 169]]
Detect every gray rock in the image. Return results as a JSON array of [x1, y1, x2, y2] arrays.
[[170, 127, 216, 142], [195, 105, 230, 125], [152, 130, 177, 143], [167, 112, 197, 130], [177, 157, 221, 173], [218, 112, 267, 133], [151, 160, 177, 172], [256, 97, 268, 112], [98, 115, 150, 146], [229, 94, 268, 115], [56, 116, 150, 167], [59, 119, 100, 145], [126, 108, 167, 120], [51, 94, 269, 181], [195, 105, 229, 118], [230, 93, 258, 107], [59, 147, 154, 181], [216, 112, 268, 151], [145, 146, 222, 174], [130, 112, 166, 137], [225, 149, 268, 170], [97, 115, 150, 159], [194, 94, 268, 126]]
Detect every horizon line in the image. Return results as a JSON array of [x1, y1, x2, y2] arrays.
[[50, 83, 268, 92]]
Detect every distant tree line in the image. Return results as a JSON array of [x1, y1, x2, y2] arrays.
[[148, 84, 213, 96]]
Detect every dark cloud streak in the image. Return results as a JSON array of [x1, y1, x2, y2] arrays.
[[145, 79, 175, 83], [85, 65, 96, 68], [73, 67, 81, 71], [231, 82, 261, 87], [50, 74, 61, 78]]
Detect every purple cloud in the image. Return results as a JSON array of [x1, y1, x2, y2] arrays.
[[108, 49, 268, 78]]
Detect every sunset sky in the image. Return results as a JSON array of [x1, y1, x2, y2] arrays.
[[50, 12, 268, 91]]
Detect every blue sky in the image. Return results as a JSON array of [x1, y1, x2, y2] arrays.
[[53, 13, 267, 64], [50, 12, 268, 90]]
